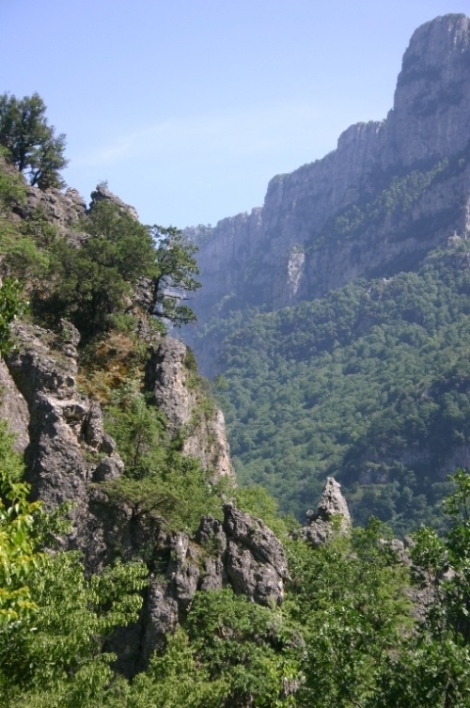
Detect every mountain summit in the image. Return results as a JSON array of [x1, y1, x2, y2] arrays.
[[187, 13, 470, 360]]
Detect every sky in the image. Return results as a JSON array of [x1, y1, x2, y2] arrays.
[[1, 1, 469, 228]]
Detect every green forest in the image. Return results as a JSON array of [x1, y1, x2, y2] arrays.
[[197, 237, 470, 536], [2, 93, 470, 706], [3, 423, 470, 706]]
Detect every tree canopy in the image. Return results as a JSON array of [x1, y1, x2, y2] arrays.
[[204, 237, 470, 533], [0, 92, 67, 189], [33, 202, 200, 340], [150, 225, 201, 326]]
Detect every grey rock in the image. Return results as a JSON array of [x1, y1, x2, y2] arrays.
[[197, 515, 228, 591], [223, 504, 288, 606], [198, 510, 288, 605], [93, 455, 124, 482], [0, 357, 29, 451], [82, 400, 110, 450], [13, 185, 87, 232], [312, 476, 351, 525], [174, 562, 200, 611], [184, 14, 470, 376], [0, 290, 290, 671], [389, 15, 470, 168], [173, 531, 189, 563], [89, 183, 139, 221], [6, 324, 88, 509], [299, 477, 351, 547], [146, 337, 191, 434], [141, 580, 179, 662], [225, 540, 285, 606], [223, 503, 288, 576], [199, 555, 225, 591], [196, 514, 227, 553], [145, 336, 235, 482], [4, 322, 124, 525], [7, 323, 78, 402]]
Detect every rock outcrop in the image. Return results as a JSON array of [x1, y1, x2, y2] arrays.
[[0, 314, 283, 674], [144, 503, 287, 663], [89, 183, 140, 221], [145, 336, 235, 482], [13, 184, 87, 231], [299, 477, 351, 546], [11, 184, 88, 248], [222, 503, 288, 605], [10, 181, 138, 249], [4, 321, 123, 541], [0, 357, 29, 452], [89, 498, 288, 674], [185, 14, 470, 374]]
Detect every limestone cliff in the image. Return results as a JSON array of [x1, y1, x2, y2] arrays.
[[186, 14, 470, 372], [0, 283, 283, 674], [0, 177, 293, 672], [298, 477, 351, 547], [145, 336, 234, 481]]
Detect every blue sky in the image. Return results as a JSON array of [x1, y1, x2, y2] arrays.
[[1, 1, 468, 227]]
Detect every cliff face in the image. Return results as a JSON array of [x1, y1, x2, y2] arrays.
[[0, 281, 285, 674], [186, 14, 470, 368], [0, 177, 295, 673], [145, 337, 234, 481], [389, 14, 470, 167]]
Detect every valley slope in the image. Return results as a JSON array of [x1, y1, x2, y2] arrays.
[[185, 14, 470, 531]]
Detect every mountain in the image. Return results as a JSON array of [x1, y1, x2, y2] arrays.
[[184, 14, 470, 532], [3, 46, 470, 701], [0, 174, 296, 682], [188, 14, 470, 333]]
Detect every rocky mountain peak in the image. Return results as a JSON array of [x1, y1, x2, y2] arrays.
[[389, 13, 470, 166], [400, 14, 470, 78], [185, 14, 470, 375]]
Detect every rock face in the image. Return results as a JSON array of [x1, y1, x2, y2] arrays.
[[389, 14, 470, 167], [100, 501, 289, 675], [12, 184, 88, 248], [223, 503, 288, 605], [4, 321, 122, 540], [0, 357, 29, 452], [185, 14, 470, 373], [10, 181, 138, 249], [299, 477, 351, 546], [89, 183, 140, 221], [0, 316, 283, 674], [13, 185, 87, 230], [145, 336, 235, 482]]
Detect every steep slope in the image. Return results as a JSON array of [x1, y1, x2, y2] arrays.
[[183, 14, 470, 531], [0, 172, 294, 677], [212, 237, 470, 532], [186, 14, 470, 372]]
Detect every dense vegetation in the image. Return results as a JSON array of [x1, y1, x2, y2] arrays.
[[3, 417, 470, 705], [0, 93, 67, 189], [194, 237, 470, 535], [3, 94, 470, 705], [0, 125, 213, 538]]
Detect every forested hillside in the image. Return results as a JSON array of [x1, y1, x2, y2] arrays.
[[207, 237, 470, 533], [4, 14, 470, 705], [185, 14, 470, 534], [3, 84, 470, 705]]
